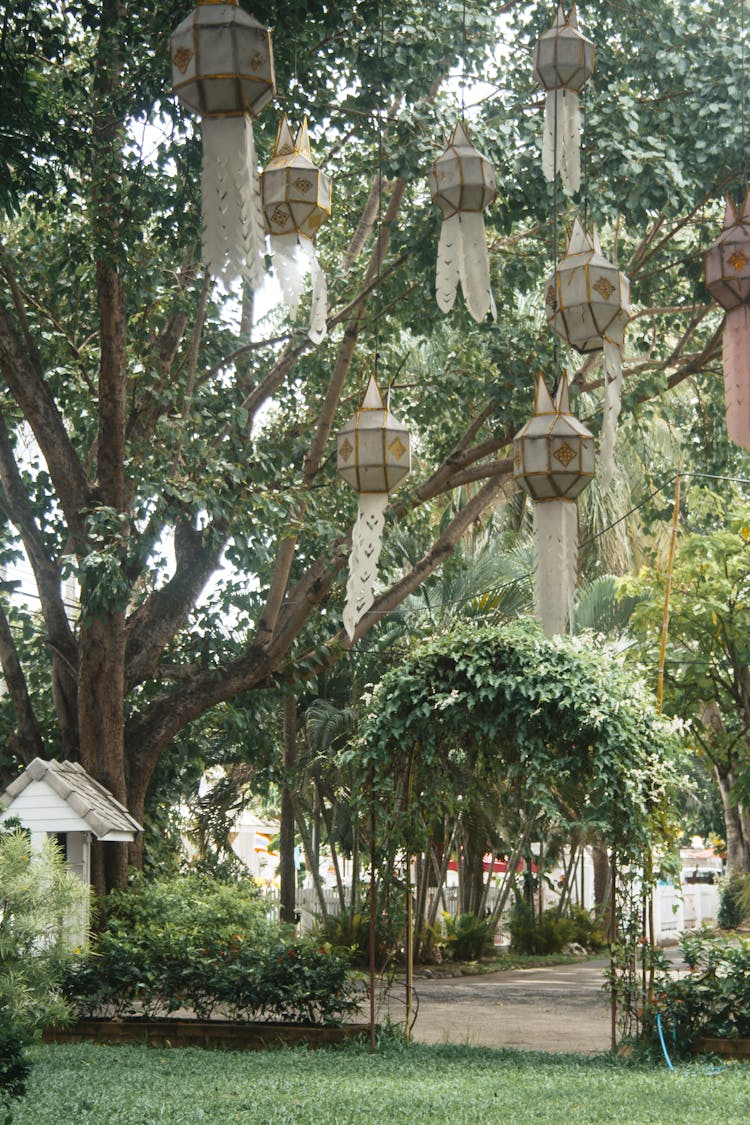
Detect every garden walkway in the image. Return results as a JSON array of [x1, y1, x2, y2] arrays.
[[407, 957, 613, 1052]]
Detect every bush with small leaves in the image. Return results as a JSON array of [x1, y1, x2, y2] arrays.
[[0, 825, 88, 1120]]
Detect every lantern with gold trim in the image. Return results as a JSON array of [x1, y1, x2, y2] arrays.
[[546, 220, 630, 492], [170, 0, 275, 289], [429, 120, 497, 323], [704, 191, 750, 451], [261, 116, 332, 343], [534, 3, 594, 193], [513, 371, 594, 636], [336, 376, 411, 640]]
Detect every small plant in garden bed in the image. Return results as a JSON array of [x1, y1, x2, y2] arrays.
[[645, 931, 750, 1057], [61, 874, 359, 1026], [508, 897, 605, 956], [312, 897, 406, 971], [441, 913, 495, 962]]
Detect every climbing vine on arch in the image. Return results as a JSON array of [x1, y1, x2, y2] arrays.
[[357, 618, 683, 869]]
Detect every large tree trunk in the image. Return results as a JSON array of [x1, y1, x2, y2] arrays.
[[279, 695, 298, 925], [79, 614, 128, 895], [716, 765, 750, 874], [593, 840, 612, 918]]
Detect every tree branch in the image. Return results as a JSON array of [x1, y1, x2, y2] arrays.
[[125, 515, 223, 689], [0, 599, 45, 763], [0, 414, 77, 662], [0, 299, 90, 537]]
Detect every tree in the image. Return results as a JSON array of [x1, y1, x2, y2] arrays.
[[624, 489, 750, 873], [0, 0, 743, 891]]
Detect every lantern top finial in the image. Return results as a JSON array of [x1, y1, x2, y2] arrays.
[[723, 189, 750, 228], [361, 373, 385, 410], [552, 3, 578, 29], [533, 370, 556, 415]]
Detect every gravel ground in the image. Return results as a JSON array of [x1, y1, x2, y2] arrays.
[[407, 957, 614, 1052]]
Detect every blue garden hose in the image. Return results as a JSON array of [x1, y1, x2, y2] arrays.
[[657, 1012, 725, 1075], [657, 1012, 675, 1070]]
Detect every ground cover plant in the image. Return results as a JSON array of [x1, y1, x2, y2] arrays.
[[11, 1040, 750, 1125], [62, 875, 358, 1025]]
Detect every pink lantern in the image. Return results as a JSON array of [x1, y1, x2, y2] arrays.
[[704, 191, 750, 451]]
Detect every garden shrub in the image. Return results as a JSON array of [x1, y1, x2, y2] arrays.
[[313, 900, 404, 970], [0, 826, 88, 1121], [442, 913, 494, 961], [565, 904, 608, 950], [647, 932, 750, 1056], [717, 872, 749, 930], [62, 874, 359, 1025], [508, 898, 576, 955]]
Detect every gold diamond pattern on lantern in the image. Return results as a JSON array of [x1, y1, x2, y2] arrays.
[[170, 0, 275, 118], [337, 376, 411, 495], [428, 120, 496, 219], [705, 191, 750, 312], [547, 220, 630, 353], [534, 2, 594, 93], [262, 116, 332, 240], [513, 371, 595, 501]]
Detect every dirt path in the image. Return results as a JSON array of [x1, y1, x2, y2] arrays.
[[403, 958, 613, 1053]]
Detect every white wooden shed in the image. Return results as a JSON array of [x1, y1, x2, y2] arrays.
[[0, 756, 142, 887]]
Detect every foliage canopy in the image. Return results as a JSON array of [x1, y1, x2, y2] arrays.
[[358, 619, 682, 861]]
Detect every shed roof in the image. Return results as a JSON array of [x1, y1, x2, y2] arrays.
[[0, 758, 142, 841]]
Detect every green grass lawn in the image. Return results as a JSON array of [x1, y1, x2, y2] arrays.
[[12, 1040, 750, 1125]]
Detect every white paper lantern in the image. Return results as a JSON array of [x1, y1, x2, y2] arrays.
[[170, 1, 275, 288], [428, 120, 497, 323], [261, 116, 332, 343], [546, 220, 630, 491], [534, 3, 594, 193], [337, 376, 411, 639], [514, 372, 594, 636], [514, 370, 595, 500]]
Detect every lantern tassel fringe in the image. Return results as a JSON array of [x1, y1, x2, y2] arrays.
[[271, 233, 328, 343], [533, 499, 578, 638], [542, 89, 581, 194], [201, 117, 266, 290], [723, 306, 750, 451], [599, 339, 624, 495], [436, 212, 496, 323], [343, 493, 388, 641]]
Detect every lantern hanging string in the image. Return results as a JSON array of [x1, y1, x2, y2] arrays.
[[741, 0, 747, 191], [550, 71, 557, 396], [582, 81, 589, 227], [461, 0, 467, 121], [374, 0, 385, 391]]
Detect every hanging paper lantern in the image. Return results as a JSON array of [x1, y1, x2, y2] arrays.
[[704, 191, 750, 451], [261, 116, 332, 343], [170, 0, 275, 289], [429, 120, 497, 323], [513, 371, 594, 636], [534, 3, 594, 193], [546, 219, 630, 492], [336, 376, 411, 640]]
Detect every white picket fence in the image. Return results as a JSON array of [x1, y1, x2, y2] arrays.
[[263, 869, 720, 942]]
